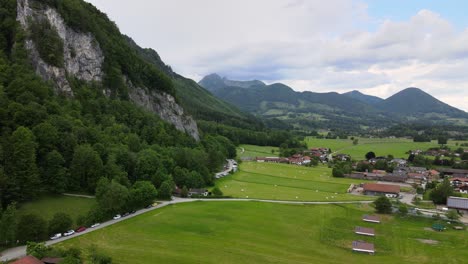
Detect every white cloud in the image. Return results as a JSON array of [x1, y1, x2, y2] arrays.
[[84, 0, 468, 111]]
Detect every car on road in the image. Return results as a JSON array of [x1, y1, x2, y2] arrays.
[[122, 212, 130, 217], [64, 230, 75, 236], [113, 214, 121, 220], [75, 226, 86, 233], [130, 210, 136, 214], [90, 223, 100, 228], [50, 233, 62, 240]]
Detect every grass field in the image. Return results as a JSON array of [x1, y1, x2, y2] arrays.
[[59, 201, 468, 264], [215, 162, 373, 201], [18, 195, 96, 224], [238, 144, 279, 158], [305, 137, 468, 159]]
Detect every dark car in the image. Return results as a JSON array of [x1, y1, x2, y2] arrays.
[[122, 212, 130, 217], [75, 226, 87, 233]]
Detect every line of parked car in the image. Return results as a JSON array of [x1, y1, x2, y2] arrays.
[[50, 223, 101, 240], [50, 203, 158, 240]]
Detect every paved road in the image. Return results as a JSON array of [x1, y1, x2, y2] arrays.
[[0, 197, 372, 262]]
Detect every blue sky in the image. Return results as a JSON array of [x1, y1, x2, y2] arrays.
[[367, 0, 468, 30], [86, 0, 468, 111]]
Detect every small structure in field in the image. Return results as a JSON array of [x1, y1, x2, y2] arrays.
[[352, 241, 375, 254], [355, 226, 375, 236], [362, 215, 381, 223], [432, 223, 445, 232]]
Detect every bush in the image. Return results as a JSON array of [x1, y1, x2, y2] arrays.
[[49, 212, 73, 235], [212, 187, 223, 197], [373, 196, 392, 214]]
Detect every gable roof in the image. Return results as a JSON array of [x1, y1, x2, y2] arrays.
[[363, 215, 381, 223], [10, 256, 43, 264], [355, 226, 375, 236], [363, 183, 400, 193], [352, 241, 375, 252]]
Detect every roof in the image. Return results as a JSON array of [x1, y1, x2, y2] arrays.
[[355, 226, 375, 236], [450, 178, 468, 183], [437, 168, 468, 174], [363, 215, 381, 223], [447, 196, 468, 210], [363, 183, 400, 194], [352, 241, 375, 252], [10, 256, 44, 264], [409, 166, 427, 171], [408, 173, 425, 179]]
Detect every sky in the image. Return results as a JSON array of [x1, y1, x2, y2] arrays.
[[85, 0, 468, 111]]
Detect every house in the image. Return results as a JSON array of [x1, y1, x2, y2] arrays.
[[355, 226, 375, 236], [390, 158, 407, 166], [447, 196, 468, 213], [450, 177, 468, 187], [362, 215, 381, 223], [188, 188, 209, 197], [381, 174, 407, 183], [409, 166, 427, 174], [352, 241, 375, 254], [256, 157, 289, 163], [407, 173, 426, 183], [363, 183, 400, 197], [437, 168, 468, 177], [10, 256, 44, 264]]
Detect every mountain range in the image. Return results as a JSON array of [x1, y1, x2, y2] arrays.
[[199, 74, 468, 131]]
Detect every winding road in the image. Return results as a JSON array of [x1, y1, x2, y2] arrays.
[[0, 197, 372, 262]]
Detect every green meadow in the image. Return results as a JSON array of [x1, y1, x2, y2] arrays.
[[305, 137, 467, 159], [238, 144, 279, 158], [58, 201, 468, 264], [17, 195, 96, 225], [215, 162, 372, 201]]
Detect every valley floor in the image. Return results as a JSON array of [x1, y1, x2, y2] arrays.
[[57, 201, 468, 264]]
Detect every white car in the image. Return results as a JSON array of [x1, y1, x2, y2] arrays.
[[90, 223, 101, 228], [113, 214, 121, 220], [50, 233, 62, 240], [64, 230, 75, 236]]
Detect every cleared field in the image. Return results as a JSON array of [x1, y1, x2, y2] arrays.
[[305, 137, 467, 159], [18, 195, 96, 224], [238, 144, 279, 158], [215, 162, 372, 201], [59, 201, 468, 264]]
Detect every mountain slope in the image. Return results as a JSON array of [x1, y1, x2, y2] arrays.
[[125, 38, 264, 130], [198, 74, 389, 131], [199, 73, 266, 92], [377, 87, 467, 117], [16, 0, 200, 139], [343, 90, 383, 105]]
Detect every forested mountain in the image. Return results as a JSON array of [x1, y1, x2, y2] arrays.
[[199, 74, 468, 132], [343, 90, 383, 105], [0, 0, 280, 217], [376, 87, 467, 117]]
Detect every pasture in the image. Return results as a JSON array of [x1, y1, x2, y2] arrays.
[[58, 201, 468, 264], [215, 162, 372, 201], [238, 144, 279, 158], [305, 137, 467, 159], [17, 195, 96, 224]]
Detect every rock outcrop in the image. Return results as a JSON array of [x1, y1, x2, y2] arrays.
[[16, 0, 200, 140], [17, 0, 104, 96]]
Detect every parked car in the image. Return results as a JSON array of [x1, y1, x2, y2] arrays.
[[75, 226, 86, 233], [122, 212, 130, 217], [64, 230, 75, 236], [130, 210, 136, 214], [113, 214, 121, 220], [90, 223, 100, 228], [50, 233, 62, 240]]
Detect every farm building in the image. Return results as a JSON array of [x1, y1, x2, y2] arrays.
[[362, 215, 381, 223], [352, 241, 375, 254], [355, 226, 375, 236], [447, 196, 468, 213], [362, 183, 400, 197]]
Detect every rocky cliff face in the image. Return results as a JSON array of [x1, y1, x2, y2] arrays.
[[17, 0, 104, 96], [16, 0, 200, 140]]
